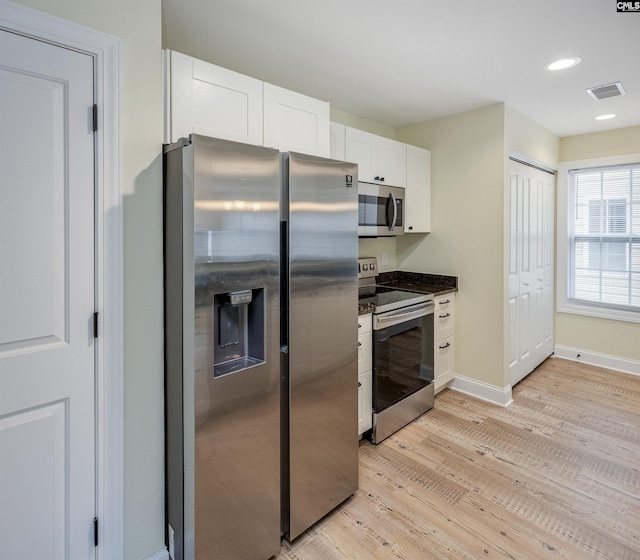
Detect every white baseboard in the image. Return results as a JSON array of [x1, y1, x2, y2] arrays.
[[144, 547, 169, 560], [447, 375, 513, 407], [554, 345, 640, 377]]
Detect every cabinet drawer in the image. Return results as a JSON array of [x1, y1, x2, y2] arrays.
[[434, 292, 455, 311], [358, 331, 372, 373], [434, 307, 454, 342], [358, 313, 372, 335]]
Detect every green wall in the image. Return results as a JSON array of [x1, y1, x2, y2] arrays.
[[556, 125, 640, 361], [397, 104, 508, 388]]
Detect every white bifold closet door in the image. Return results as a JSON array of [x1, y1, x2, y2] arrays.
[[508, 158, 555, 387]]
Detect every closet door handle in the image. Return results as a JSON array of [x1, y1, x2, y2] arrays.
[[439, 342, 451, 350]]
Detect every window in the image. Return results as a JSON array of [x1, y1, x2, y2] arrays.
[[558, 155, 640, 323]]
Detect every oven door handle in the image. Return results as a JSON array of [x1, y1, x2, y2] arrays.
[[374, 301, 433, 330]]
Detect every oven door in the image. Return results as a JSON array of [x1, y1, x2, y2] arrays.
[[358, 183, 404, 237], [373, 305, 434, 414]]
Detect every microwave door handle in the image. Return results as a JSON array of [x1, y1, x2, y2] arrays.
[[388, 192, 397, 231]]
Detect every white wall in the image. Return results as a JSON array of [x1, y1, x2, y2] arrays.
[[556, 125, 640, 362], [10, 1, 165, 559], [396, 104, 507, 388]]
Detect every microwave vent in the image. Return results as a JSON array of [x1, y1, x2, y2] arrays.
[[586, 82, 626, 101]]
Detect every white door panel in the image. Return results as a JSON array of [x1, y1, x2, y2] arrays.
[[0, 29, 96, 559], [508, 160, 555, 387]]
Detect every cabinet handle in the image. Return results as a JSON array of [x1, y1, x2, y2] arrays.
[[357, 341, 362, 347], [358, 382, 362, 388], [380, 177, 385, 182], [440, 299, 450, 305], [374, 176, 380, 181], [439, 313, 450, 318], [408, 226, 413, 230], [358, 324, 361, 328], [439, 342, 451, 350]]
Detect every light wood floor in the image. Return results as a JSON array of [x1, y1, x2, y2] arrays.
[[275, 358, 640, 560]]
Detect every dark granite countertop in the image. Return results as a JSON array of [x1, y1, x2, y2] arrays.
[[377, 270, 458, 297]]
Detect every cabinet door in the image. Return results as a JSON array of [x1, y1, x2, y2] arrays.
[[165, 50, 264, 145], [434, 336, 455, 387], [358, 331, 372, 373], [330, 121, 346, 161], [263, 83, 330, 157], [377, 137, 407, 187], [345, 127, 378, 183], [405, 145, 431, 232], [358, 370, 372, 435]]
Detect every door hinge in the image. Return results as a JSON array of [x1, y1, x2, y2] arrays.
[[94, 517, 99, 547], [92, 104, 98, 132], [93, 312, 99, 338]]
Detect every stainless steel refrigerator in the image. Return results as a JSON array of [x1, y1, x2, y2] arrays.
[[164, 135, 359, 560]]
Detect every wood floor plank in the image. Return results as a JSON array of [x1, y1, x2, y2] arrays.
[[274, 358, 640, 560]]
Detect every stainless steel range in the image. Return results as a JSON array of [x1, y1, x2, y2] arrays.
[[359, 257, 435, 443]]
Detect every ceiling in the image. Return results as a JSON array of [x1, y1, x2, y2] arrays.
[[162, 0, 640, 138]]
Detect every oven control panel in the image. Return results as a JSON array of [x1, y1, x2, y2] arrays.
[[358, 257, 378, 279]]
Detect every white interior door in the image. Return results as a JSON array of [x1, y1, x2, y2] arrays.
[[0, 29, 96, 559], [508, 159, 555, 387]]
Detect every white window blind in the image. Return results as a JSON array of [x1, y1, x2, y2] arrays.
[[569, 163, 640, 312]]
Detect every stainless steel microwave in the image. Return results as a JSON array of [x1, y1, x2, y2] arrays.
[[358, 183, 404, 237]]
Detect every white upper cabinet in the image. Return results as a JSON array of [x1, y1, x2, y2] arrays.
[[164, 50, 263, 145], [263, 83, 330, 157], [345, 127, 377, 182], [163, 50, 330, 157], [405, 145, 431, 233], [377, 136, 407, 187], [345, 127, 406, 187], [329, 121, 346, 161]]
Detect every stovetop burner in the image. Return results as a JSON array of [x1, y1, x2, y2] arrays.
[[358, 257, 432, 314], [359, 286, 431, 314]]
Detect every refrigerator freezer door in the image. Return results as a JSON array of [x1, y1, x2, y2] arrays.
[[285, 152, 359, 541], [165, 135, 281, 560]]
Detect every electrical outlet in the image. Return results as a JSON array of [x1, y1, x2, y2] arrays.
[[381, 253, 388, 266]]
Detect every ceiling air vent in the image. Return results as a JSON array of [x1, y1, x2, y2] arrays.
[[586, 81, 626, 101]]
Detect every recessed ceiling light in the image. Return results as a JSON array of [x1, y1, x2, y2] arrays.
[[595, 114, 616, 121], [544, 57, 582, 71]]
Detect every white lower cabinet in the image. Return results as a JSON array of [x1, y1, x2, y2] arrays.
[[433, 293, 456, 391], [357, 314, 372, 436]]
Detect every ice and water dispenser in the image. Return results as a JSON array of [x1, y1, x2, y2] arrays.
[[212, 287, 265, 377]]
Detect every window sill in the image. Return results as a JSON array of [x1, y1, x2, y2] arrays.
[[558, 301, 640, 324]]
